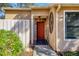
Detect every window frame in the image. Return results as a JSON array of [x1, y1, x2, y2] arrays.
[[64, 10, 79, 41]]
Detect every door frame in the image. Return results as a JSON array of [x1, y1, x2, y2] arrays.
[[31, 14, 48, 46]]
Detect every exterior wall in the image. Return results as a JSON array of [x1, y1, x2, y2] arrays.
[[32, 9, 49, 41], [57, 6, 79, 51], [32, 9, 49, 16], [48, 7, 56, 50], [45, 17, 49, 40], [5, 10, 31, 19]]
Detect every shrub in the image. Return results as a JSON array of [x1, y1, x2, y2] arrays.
[[64, 51, 79, 56], [0, 30, 23, 56]]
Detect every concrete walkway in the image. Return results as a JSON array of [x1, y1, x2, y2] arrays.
[[33, 45, 58, 56]]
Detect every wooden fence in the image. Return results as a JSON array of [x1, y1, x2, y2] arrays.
[[0, 20, 31, 48]]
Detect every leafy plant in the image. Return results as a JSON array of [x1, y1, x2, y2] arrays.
[[64, 51, 79, 56], [0, 30, 23, 56]]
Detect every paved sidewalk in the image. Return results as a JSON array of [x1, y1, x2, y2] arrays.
[[33, 45, 58, 56]]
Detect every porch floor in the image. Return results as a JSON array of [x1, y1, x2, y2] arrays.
[[34, 39, 48, 45], [33, 45, 58, 56]]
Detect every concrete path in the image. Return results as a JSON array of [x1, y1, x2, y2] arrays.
[[33, 45, 58, 56]]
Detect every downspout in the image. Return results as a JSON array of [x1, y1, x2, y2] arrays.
[[56, 4, 61, 12], [55, 4, 61, 52]]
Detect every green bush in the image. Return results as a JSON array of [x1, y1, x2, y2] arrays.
[[64, 51, 79, 56], [0, 30, 23, 56]]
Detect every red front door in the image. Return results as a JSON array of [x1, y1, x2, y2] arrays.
[[37, 22, 45, 40]]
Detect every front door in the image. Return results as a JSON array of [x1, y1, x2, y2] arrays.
[[37, 22, 45, 40], [36, 21, 48, 45]]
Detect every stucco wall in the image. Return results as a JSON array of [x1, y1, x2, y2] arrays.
[[57, 6, 79, 52], [32, 9, 49, 16], [48, 7, 56, 50], [45, 17, 49, 40], [5, 10, 31, 19]]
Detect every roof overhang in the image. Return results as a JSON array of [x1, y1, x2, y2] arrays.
[[30, 6, 50, 9], [3, 4, 79, 11], [49, 3, 79, 7], [2, 7, 31, 11], [2, 6, 50, 11]]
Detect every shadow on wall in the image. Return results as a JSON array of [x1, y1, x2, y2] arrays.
[[11, 20, 29, 33], [59, 38, 79, 51], [58, 17, 79, 52], [9, 13, 31, 48], [10, 13, 31, 33], [13, 13, 31, 20]]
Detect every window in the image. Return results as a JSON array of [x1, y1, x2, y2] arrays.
[[65, 11, 79, 39]]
